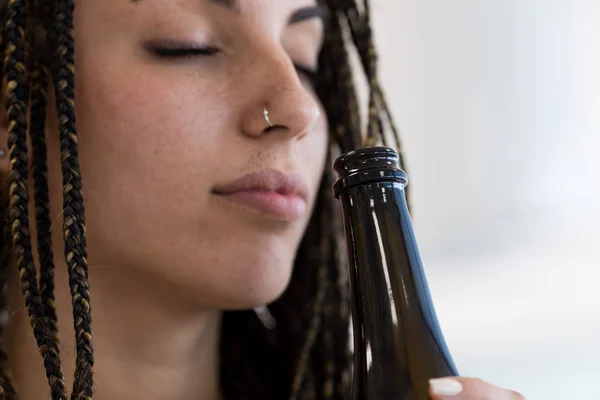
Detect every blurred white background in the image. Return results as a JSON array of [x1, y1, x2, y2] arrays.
[[371, 1, 600, 399]]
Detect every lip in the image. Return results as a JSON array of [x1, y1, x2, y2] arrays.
[[212, 169, 310, 220]]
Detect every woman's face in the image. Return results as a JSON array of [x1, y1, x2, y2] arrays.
[[44, 0, 328, 308]]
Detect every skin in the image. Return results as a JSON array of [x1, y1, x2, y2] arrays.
[[0, 0, 526, 399]]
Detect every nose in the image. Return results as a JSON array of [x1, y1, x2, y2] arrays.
[[239, 51, 322, 140]]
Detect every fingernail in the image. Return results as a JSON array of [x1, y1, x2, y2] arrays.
[[429, 378, 463, 396]]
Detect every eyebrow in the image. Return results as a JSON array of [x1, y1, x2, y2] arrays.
[[207, 0, 323, 25]]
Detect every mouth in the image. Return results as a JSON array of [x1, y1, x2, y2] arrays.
[[212, 169, 310, 221]]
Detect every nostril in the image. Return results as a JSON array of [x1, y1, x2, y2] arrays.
[[262, 124, 286, 134]]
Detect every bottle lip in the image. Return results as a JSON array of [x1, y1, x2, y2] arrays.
[[333, 146, 399, 170], [333, 146, 408, 198]]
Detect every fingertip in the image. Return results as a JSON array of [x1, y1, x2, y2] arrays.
[[429, 377, 463, 397]]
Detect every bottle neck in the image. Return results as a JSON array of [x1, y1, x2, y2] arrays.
[[339, 180, 457, 399]]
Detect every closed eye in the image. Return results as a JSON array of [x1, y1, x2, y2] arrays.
[[148, 44, 221, 58], [145, 43, 318, 85]]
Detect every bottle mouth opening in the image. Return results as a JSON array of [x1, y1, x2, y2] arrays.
[[333, 146, 407, 197]]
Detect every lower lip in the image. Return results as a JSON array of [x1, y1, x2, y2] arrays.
[[215, 190, 307, 220]]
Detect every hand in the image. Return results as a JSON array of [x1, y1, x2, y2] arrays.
[[428, 377, 526, 400]]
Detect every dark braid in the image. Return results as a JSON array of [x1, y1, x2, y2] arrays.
[[0, 0, 407, 399], [30, 62, 60, 347], [32, 0, 60, 354], [0, 5, 15, 399], [51, 0, 94, 397]]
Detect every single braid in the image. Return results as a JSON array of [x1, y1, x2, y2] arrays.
[[0, 202, 15, 399], [4, 0, 67, 398], [51, 0, 94, 397], [30, 62, 60, 346], [0, 7, 15, 398]]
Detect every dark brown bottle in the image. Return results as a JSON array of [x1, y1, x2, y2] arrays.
[[333, 146, 458, 400]]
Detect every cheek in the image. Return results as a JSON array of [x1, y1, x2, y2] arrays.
[[77, 74, 176, 200], [79, 72, 206, 156], [74, 58, 231, 194]]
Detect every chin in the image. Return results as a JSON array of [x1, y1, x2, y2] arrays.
[[197, 229, 303, 310], [160, 245, 297, 311], [219, 254, 296, 310]]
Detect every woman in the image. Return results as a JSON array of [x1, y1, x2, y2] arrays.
[[0, 0, 526, 399]]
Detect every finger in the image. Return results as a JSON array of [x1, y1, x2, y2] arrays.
[[429, 377, 527, 400]]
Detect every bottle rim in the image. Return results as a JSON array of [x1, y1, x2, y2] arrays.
[[332, 146, 408, 198]]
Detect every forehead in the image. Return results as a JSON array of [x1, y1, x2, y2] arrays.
[[127, 0, 320, 13], [68, 0, 324, 40], [205, 0, 320, 11], [104, 0, 323, 30]]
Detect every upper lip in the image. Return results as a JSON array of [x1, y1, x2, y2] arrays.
[[213, 169, 310, 201]]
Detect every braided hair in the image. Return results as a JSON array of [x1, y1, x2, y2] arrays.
[[0, 0, 408, 399]]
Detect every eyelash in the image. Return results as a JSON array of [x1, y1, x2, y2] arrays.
[[151, 46, 221, 57], [151, 45, 320, 86]]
